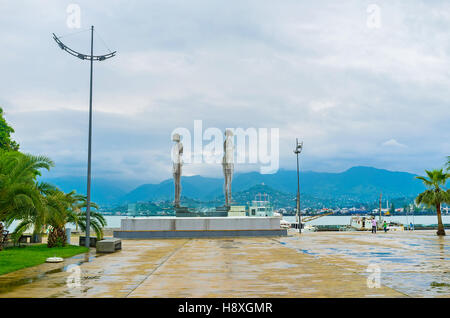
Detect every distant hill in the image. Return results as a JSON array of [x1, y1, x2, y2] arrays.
[[226, 184, 296, 208], [121, 176, 223, 203], [121, 166, 425, 204], [39, 176, 128, 205], [43, 166, 426, 207]]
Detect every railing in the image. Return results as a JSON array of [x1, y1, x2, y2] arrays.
[[302, 212, 334, 223]]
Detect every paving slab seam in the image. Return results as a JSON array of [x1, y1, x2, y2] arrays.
[[125, 239, 191, 297]]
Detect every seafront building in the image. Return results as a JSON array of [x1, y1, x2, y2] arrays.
[[227, 205, 246, 216], [248, 196, 274, 217]]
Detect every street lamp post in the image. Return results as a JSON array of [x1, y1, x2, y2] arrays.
[[294, 139, 303, 233], [53, 26, 116, 248]]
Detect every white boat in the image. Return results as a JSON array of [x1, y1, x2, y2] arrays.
[[340, 215, 404, 232], [302, 224, 317, 232], [273, 211, 283, 218], [350, 216, 373, 230]]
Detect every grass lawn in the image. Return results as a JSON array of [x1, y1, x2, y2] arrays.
[[0, 244, 89, 275]]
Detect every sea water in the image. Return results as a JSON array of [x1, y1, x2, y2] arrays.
[[283, 215, 450, 226], [6, 215, 449, 231]]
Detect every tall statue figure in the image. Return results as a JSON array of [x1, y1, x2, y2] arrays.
[[222, 129, 234, 206], [172, 133, 183, 207]]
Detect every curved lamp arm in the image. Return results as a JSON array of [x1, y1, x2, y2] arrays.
[[53, 33, 116, 61]]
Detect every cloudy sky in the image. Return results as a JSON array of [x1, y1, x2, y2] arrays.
[[1, 0, 449, 188]]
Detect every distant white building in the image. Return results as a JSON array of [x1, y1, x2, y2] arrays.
[[228, 206, 246, 217]]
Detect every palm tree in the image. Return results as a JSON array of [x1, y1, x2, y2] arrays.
[[6, 182, 53, 244], [0, 151, 53, 219], [63, 191, 106, 240], [20, 187, 106, 247], [0, 150, 106, 248], [415, 169, 450, 236], [46, 189, 106, 246], [0, 151, 53, 249]]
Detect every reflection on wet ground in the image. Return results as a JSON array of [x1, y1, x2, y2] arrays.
[[0, 251, 99, 294], [0, 230, 447, 297], [280, 231, 450, 297]]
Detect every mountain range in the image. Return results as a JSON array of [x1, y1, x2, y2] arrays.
[[41, 166, 426, 207]]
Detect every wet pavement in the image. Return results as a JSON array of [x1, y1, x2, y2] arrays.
[[0, 230, 448, 297], [283, 230, 450, 297]]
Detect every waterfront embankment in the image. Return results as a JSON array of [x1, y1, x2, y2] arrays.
[[0, 230, 448, 297]]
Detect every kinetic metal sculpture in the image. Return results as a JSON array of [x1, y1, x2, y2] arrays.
[[172, 133, 183, 207], [222, 129, 234, 206]]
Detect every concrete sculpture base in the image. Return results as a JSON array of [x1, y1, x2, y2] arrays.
[[113, 217, 287, 239]]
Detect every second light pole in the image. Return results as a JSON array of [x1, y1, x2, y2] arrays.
[[294, 139, 303, 233]]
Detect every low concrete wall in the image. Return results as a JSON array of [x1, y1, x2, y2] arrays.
[[114, 229, 287, 239], [120, 217, 281, 231], [116, 217, 285, 239]]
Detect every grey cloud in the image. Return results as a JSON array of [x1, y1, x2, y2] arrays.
[[1, 0, 449, 184]]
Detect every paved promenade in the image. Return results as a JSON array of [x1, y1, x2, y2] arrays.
[[0, 230, 448, 297]]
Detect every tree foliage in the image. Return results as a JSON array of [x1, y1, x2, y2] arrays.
[[415, 168, 450, 236], [0, 152, 106, 248], [0, 115, 107, 249], [0, 108, 19, 151]]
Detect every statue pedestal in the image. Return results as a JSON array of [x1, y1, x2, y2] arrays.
[[114, 216, 287, 239], [175, 206, 229, 217]]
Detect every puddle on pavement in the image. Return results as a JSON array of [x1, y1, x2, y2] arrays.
[[298, 249, 319, 256], [0, 252, 99, 294], [280, 232, 450, 297], [1, 233, 448, 297]]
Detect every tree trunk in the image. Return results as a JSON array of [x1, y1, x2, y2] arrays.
[[436, 203, 446, 236], [31, 231, 42, 243], [0, 222, 4, 251], [47, 226, 67, 248]]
